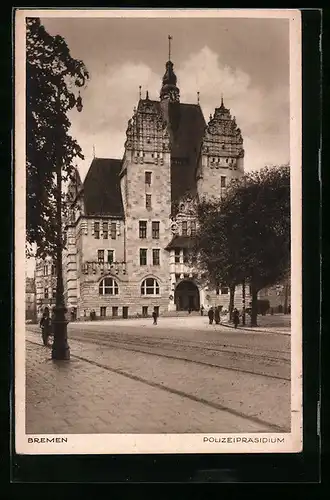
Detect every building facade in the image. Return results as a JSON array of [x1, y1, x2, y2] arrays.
[[36, 52, 250, 319], [25, 276, 37, 322]]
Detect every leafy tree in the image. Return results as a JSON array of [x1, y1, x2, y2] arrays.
[[26, 17, 89, 258], [194, 165, 290, 326]]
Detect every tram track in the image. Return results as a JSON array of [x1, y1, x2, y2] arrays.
[[67, 330, 290, 381], [69, 328, 290, 360]]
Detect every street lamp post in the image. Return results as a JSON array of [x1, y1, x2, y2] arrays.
[[242, 278, 246, 326], [51, 89, 83, 361]]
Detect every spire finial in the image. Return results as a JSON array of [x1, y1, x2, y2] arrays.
[[92, 144, 96, 158], [221, 93, 224, 106], [139, 85, 142, 99], [168, 34, 172, 61], [146, 90, 149, 100], [197, 91, 200, 105]]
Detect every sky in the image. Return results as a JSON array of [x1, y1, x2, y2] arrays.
[[26, 13, 291, 277], [42, 15, 290, 180]]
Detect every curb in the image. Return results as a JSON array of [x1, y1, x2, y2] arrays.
[[221, 322, 291, 336]]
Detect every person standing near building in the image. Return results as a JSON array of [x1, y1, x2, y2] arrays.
[[214, 306, 220, 325], [233, 308, 240, 329], [200, 305, 204, 316], [152, 309, 158, 325], [208, 307, 214, 325]]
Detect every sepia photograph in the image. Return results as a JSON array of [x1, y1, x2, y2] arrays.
[[15, 9, 302, 455]]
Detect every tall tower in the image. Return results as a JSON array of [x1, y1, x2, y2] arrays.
[[119, 91, 172, 310], [197, 97, 244, 201]]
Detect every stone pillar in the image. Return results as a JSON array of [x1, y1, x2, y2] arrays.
[[168, 249, 176, 311]]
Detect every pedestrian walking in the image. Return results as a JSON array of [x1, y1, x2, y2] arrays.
[[200, 305, 204, 316], [152, 310, 158, 325], [214, 306, 220, 325], [40, 307, 51, 346], [208, 307, 214, 325], [233, 308, 240, 329]]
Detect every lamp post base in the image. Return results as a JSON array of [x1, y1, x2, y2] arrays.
[[51, 306, 70, 361]]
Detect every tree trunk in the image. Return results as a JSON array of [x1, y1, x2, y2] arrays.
[[229, 284, 235, 322], [250, 282, 258, 327], [284, 282, 289, 314]]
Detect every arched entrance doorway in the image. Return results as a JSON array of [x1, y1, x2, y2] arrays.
[[174, 280, 200, 311]]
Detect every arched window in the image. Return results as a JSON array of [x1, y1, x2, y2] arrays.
[[141, 278, 160, 296], [99, 277, 119, 295]]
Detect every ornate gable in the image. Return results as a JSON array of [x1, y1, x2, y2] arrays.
[[202, 99, 244, 161]]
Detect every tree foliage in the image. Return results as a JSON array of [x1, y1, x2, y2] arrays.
[[194, 165, 290, 326], [26, 17, 89, 258]]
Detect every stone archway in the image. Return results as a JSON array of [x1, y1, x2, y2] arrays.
[[174, 280, 200, 311]]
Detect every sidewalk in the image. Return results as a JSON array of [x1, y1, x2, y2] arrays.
[[24, 330, 289, 435], [60, 314, 291, 335], [221, 316, 291, 336]]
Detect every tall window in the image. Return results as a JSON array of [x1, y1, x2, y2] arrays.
[[183, 249, 189, 263], [190, 220, 196, 236], [175, 249, 181, 263], [44, 288, 49, 299], [152, 221, 160, 239], [139, 221, 147, 239], [99, 277, 119, 295], [52, 287, 56, 299], [51, 264, 56, 276], [43, 265, 48, 276], [103, 221, 108, 239], [145, 171, 152, 186], [100, 306, 106, 317], [94, 221, 100, 239], [152, 249, 160, 266], [141, 278, 160, 295], [107, 250, 114, 264], [110, 222, 117, 239], [221, 176, 226, 188], [140, 248, 147, 266], [182, 221, 188, 236], [97, 250, 104, 263], [146, 194, 152, 210]]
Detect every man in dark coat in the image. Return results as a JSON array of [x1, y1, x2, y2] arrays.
[[40, 307, 51, 346], [208, 307, 214, 325], [152, 310, 158, 325], [233, 308, 240, 328], [214, 306, 220, 325]]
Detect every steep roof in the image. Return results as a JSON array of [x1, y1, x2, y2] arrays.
[[166, 102, 206, 203], [165, 235, 196, 250], [83, 158, 124, 217]]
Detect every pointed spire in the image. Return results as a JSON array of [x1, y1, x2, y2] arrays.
[[197, 91, 200, 105], [92, 144, 96, 158], [160, 35, 180, 103], [209, 113, 212, 121], [139, 85, 142, 99], [221, 94, 224, 107], [168, 34, 173, 61], [146, 90, 149, 100]]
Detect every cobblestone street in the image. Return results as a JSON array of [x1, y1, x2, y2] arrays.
[[24, 317, 291, 435]]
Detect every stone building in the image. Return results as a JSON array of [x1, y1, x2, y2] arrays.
[[36, 51, 249, 319], [25, 276, 37, 322]]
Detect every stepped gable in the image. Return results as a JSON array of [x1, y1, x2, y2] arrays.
[[83, 158, 124, 217], [202, 98, 244, 159]]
